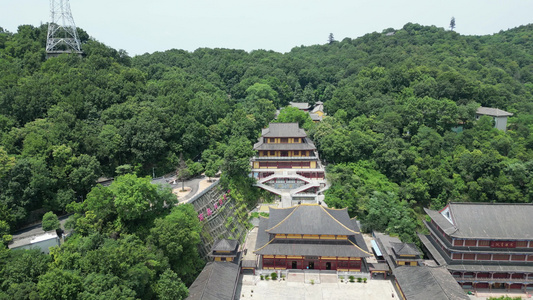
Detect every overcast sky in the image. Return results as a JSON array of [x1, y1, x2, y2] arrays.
[[1, 0, 532, 56]]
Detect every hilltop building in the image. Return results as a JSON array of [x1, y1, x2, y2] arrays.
[[9, 232, 60, 254], [419, 202, 533, 293], [289, 102, 310, 111], [254, 204, 372, 271], [373, 231, 422, 268], [476, 107, 513, 131], [287, 101, 325, 123], [309, 101, 325, 122], [251, 123, 327, 207]]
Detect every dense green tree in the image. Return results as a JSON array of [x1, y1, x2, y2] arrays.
[[149, 204, 203, 284], [155, 269, 189, 300], [37, 269, 83, 300], [41, 211, 60, 231], [222, 136, 255, 178], [275, 106, 314, 130]]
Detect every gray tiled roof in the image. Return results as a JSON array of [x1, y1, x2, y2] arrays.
[[261, 123, 307, 138], [394, 266, 469, 300], [352, 219, 370, 253], [212, 239, 239, 252], [476, 107, 513, 117], [426, 203, 533, 239], [309, 113, 322, 121], [266, 205, 358, 236], [417, 234, 447, 266], [186, 262, 240, 300], [254, 239, 372, 257], [253, 141, 316, 151], [424, 208, 456, 236], [255, 217, 272, 252], [311, 104, 324, 113], [391, 242, 421, 256], [289, 102, 310, 110]]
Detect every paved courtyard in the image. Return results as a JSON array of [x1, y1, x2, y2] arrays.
[[236, 273, 398, 300]]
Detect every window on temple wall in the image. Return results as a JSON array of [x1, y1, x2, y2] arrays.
[[477, 273, 490, 278], [349, 261, 361, 269], [338, 261, 349, 268], [511, 255, 526, 261], [275, 258, 284, 267], [463, 254, 475, 260], [270, 138, 276, 143], [477, 254, 490, 260], [453, 240, 464, 246], [452, 253, 462, 260], [516, 241, 527, 247], [259, 162, 268, 168], [512, 274, 525, 279], [263, 259, 274, 267], [280, 138, 288, 143], [464, 240, 477, 246], [478, 240, 490, 247], [493, 254, 510, 261], [301, 162, 310, 167], [269, 151, 276, 156], [528, 255, 533, 262], [281, 151, 288, 157]]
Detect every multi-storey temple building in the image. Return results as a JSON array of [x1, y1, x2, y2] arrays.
[[419, 203, 533, 292], [254, 204, 372, 271], [251, 123, 327, 207]]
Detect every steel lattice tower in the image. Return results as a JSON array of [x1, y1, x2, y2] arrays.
[[46, 0, 82, 56]]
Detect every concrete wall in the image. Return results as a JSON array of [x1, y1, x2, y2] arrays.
[[494, 116, 508, 131], [187, 181, 248, 259]]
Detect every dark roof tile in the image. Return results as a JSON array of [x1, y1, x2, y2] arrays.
[[186, 262, 240, 300], [394, 266, 469, 300], [426, 203, 533, 239], [261, 123, 307, 138], [266, 205, 358, 236]]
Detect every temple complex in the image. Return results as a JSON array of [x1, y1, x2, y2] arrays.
[[419, 202, 533, 293], [251, 123, 327, 207], [254, 204, 372, 271]]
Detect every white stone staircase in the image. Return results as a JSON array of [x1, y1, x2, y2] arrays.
[[258, 173, 311, 184], [290, 181, 320, 196]]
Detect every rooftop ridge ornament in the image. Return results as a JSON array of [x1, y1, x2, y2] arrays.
[[46, 0, 82, 57]]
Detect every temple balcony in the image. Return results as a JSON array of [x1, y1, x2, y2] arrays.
[[252, 156, 318, 161]]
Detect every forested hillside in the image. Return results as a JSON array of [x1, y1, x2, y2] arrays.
[[0, 22, 532, 298]]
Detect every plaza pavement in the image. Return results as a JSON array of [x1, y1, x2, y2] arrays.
[[236, 273, 399, 300]]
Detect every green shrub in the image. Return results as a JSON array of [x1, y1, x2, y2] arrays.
[[260, 275, 264, 280], [357, 277, 363, 283], [349, 275, 355, 283], [271, 272, 278, 280], [363, 277, 367, 283]]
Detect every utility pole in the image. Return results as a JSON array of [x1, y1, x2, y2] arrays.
[[46, 0, 83, 58]]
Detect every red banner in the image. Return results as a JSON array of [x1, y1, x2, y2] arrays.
[[490, 241, 516, 248]]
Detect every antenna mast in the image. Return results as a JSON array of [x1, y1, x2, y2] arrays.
[[46, 0, 82, 57]]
